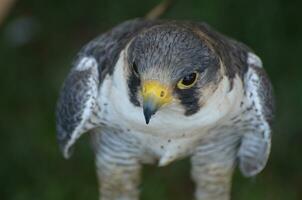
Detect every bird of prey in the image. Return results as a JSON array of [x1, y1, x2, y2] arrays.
[[56, 18, 274, 200]]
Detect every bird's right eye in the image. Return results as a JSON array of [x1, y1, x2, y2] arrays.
[[132, 62, 139, 76], [177, 72, 198, 89]]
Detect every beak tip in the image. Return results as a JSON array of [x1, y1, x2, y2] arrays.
[[143, 104, 156, 125], [143, 110, 152, 125]]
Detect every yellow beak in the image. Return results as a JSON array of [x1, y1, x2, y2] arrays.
[[142, 80, 172, 124]]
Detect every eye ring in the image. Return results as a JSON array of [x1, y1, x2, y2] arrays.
[[132, 62, 139, 76], [177, 72, 199, 89]]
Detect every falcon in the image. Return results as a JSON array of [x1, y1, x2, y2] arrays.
[[56, 18, 274, 200]]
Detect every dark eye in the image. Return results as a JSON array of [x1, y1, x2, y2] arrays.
[[132, 62, 139, 75], [177, 72, 198, 89]]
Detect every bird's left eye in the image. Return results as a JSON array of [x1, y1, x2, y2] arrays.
[[177, 72, 198, 89]]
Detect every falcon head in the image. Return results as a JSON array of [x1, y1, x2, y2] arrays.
[[126, 24, 226, 124]]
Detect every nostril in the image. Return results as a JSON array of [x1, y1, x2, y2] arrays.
[[160, 91, 165, 97]]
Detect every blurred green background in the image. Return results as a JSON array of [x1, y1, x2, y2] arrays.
[[0, 0, 301, 199]]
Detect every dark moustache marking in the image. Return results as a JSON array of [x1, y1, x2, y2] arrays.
[[127, 71, 141, 107], [175, 86, 201, 116]]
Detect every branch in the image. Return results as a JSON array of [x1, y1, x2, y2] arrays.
[[0, 0, 16, 26], [145, 0, 174, 20]]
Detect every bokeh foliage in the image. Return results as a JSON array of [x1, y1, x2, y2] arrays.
[[0, 0, 301, 199]]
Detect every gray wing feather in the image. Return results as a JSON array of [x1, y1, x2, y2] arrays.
[[56, 57, 99, 158], [238, 53, 275, 177], [56, 19, 153, 158]]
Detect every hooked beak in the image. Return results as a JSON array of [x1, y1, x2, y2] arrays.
[[142, 81, 172, 124]]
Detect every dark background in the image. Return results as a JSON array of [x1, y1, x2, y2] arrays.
[[0, 0, 301, 199]]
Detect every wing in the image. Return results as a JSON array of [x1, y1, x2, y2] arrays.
[[237, 53, 275, 177], [56, 57, 99, 158], [56, 19, 155, 158], [194, 22, 275, 176]]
